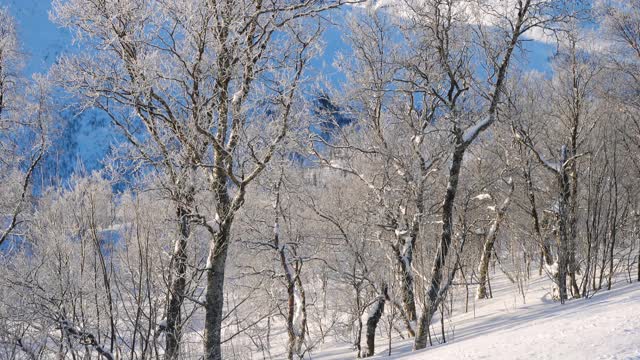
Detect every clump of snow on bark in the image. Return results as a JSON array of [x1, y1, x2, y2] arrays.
[[474, 193, 492, 201]]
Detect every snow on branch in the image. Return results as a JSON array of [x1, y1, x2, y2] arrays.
[[514, 128, 563, 173], [462, 116, 493, 144]]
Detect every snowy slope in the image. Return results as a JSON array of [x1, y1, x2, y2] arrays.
[[313, 273, 640, 360]]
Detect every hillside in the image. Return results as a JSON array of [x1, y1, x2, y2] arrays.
[[314, 273, 640, 359]]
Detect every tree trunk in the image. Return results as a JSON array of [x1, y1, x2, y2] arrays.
[[273, 176, 307, 360], [556, 151, 571, 303], [637, 221, 640, 282], [164, 205, 190, 360], [582, 229, 592, 297], [598, 234, 607, 290], [414, 0, 524, 346], [203, 161, 247, 360], [387, 297, 416, 338], [607, 145, 619, 291], [398, 253, 417, 322], [592, 225, 602, 291], [440, 304, 446, 343], [566, 41, 582, 299], [523, 160, 554, 269], [282, 257, 307, 359], [390, 222, 418, 324], [634, 211, 640, 283], [607, 220, 617, 290], [286, 279, 297, 360], [364, 285, 387, 358], [294, 274, 307, 356], [568, 253, 581, 297], [476, 181, 513, 299], [204, 223, 231, 360], [414, 144, 465, 350], [354, 287, 363, 358]]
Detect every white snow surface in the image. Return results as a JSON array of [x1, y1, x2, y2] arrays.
[[312, 273, 640, 360]]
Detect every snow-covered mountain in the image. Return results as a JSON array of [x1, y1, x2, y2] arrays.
[[4, 0, 554, 183], [6, 0, 113, 181]]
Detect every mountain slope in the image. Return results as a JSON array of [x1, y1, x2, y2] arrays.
[[314, 273, 640, 359]]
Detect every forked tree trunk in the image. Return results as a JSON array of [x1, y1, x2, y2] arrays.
[[414, 144, 466, 350], [204, 165, 247, 360], [523, 142, 573, 302], [413, 0, 527, 348], [273, 174, 307, 360]]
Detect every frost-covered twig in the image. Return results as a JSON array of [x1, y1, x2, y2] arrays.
[[58, 320, 114, 360]]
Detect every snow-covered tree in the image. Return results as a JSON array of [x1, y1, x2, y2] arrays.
[[0, 7, 49, 249], [50, 1, 357, 358]]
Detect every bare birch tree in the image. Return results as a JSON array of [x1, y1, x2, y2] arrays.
[[51, 1, 358, 358], [413, 0, 573, 348]]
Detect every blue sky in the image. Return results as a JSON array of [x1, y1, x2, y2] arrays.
[[6, 1, 555, 79], [4, 0, 555, 178], [5, 0, 72, 75]]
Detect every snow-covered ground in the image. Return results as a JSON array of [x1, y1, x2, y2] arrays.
[[313, 273, 640, 359]]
